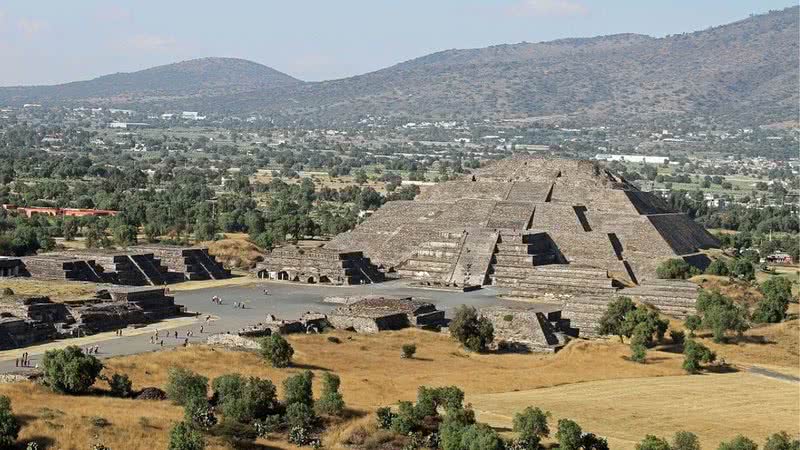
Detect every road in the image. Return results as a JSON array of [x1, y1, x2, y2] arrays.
[[0, 279, 553, 373]]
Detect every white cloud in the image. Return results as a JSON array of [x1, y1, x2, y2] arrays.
[[124, 34, 177, 52], [17, 18, 49, 37], [506, 0, 589, 17]]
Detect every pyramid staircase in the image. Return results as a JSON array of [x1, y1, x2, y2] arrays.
[[396, 232, 463, 282]]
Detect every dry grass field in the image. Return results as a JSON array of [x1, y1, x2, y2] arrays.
[[0, 278, 97, 301], [470, 372, 799, 450], [0, 324, 797, 449], [0, 329, 687, 449]]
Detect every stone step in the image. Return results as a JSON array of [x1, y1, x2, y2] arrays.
[[495, 275, 614, 288]]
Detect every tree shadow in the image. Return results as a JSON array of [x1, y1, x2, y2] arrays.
[[406, 357, 434, 362], [726, 335, 774, 345], [290, 363, 330, 371], [705, 364, 739, 374], [14, 414, 39, 427]]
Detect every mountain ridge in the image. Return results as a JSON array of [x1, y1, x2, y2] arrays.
[[1, 7, 797, 126]]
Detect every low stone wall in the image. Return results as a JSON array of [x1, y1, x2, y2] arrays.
[[206, 333, 260, 350]]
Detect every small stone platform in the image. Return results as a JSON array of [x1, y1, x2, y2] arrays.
[[326, 296, 445, 333]]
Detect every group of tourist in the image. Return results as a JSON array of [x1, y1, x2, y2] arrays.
[[14, 352, 32, 368], [86, 345, 101, 354]]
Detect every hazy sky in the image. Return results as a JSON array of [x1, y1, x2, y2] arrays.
[[0, 0, 793, 86]]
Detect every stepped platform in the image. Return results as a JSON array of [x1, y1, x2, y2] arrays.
[[327, 296, 445, 332], [622, 279, 700, 318], [480, 306, 571, 353], [559, 296, 616, 338], [255, 247, 383, 285], [0, 287, 182, 349]]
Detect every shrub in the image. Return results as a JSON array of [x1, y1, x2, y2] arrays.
[[656, 259, 698, 279], [684, 315, 702, 337], [705, 259, 730, 276], [683, 339, 716, 374], [753, 277, 794, 323], [212, 374, 278, 423], [597, 297, 637, 341], [672, 431, 701, 450], [402, 343, 417, 359], [88, 416, 110, 428], [283, 370, 314, 407], [555, 419, 582, 450], [41, 346, 103, 395], [260, 333, 294, 368], [376, 407, 396, 429], [0, 396, 20, 449], [288, 425, 320, 447], [165, 367, 208, 406], [315, 372, 345, 416], [184, 396, 216, 430], [168, 421, 205, 450], [327, 336, 341, 344], [729, 259, 755, 281], [254, 414, 285, 436], [391, 401, 419, 434], [286, 402, 317, 430], [697, 290, 749, 342], [670, 329, 685, 346], [630, 332, 648, 363], [449, 305, 494, 352], [512, 406, 550, 448], [718, 435, 758, 450], [763, 431, 800, 450], [107, 373, 134, 398], [582, 433, 610, 450], [622, 306, 669, 346], [636, 435, 671, 450]]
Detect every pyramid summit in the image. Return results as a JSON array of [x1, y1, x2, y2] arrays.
[[258, 157, 719, 300]]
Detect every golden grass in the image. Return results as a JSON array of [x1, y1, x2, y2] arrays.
[[0, 278, 97, 301], [0, 330, 684, 449], [2, 327, 797, 449], [696, 319, 800, 374], [203, 238, 264, 270], [470, 372, 800, 450]]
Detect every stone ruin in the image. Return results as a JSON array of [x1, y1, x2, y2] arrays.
[[0, 286, 182, 350], [326, 296, 445, 333], [479, 306, 574, 353], [0, 246, 230, 286], [255, 157, 715, 337], [253, 247, 384, 285]]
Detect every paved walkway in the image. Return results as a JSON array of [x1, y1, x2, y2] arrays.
[[0, 279, 553, 373]]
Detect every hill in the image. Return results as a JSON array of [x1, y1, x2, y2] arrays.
[[220, 7, 797, 126], [1, 7, 797, 126], [0, 57, 302, 105]]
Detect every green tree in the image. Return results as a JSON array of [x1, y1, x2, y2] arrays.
[[729, 258, 755, 281], [636, 435, 671, 450], [763, 431, 800, 450], [168, 421, 205, 450], [62, 217, 78, 241], [107, 373, 134, 398], [684, 315, 702, 337], [656, 259, 698, 279], [0, 396, 20, 450], [705, 259, 730, 276], [696, 290, 749, 342], [718, 435, 758, 450], [513, 406, 550, 448], [283, 370, 314, 407], [165, 367, 208, 406], [260, 333, 294, 368], [555, 418, 583, 450], [672, 431, 701, 450], [630, 332, 648, 363], [449, 305, 494, 352], [315, 372, 345, 417], [597, 296, 636, 342], [41, 346, 104, 395], [112, 222, 138, 247], [753, 277, 794, 323], [682, 339, 716, 374], [211, 374, 278, 423]]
